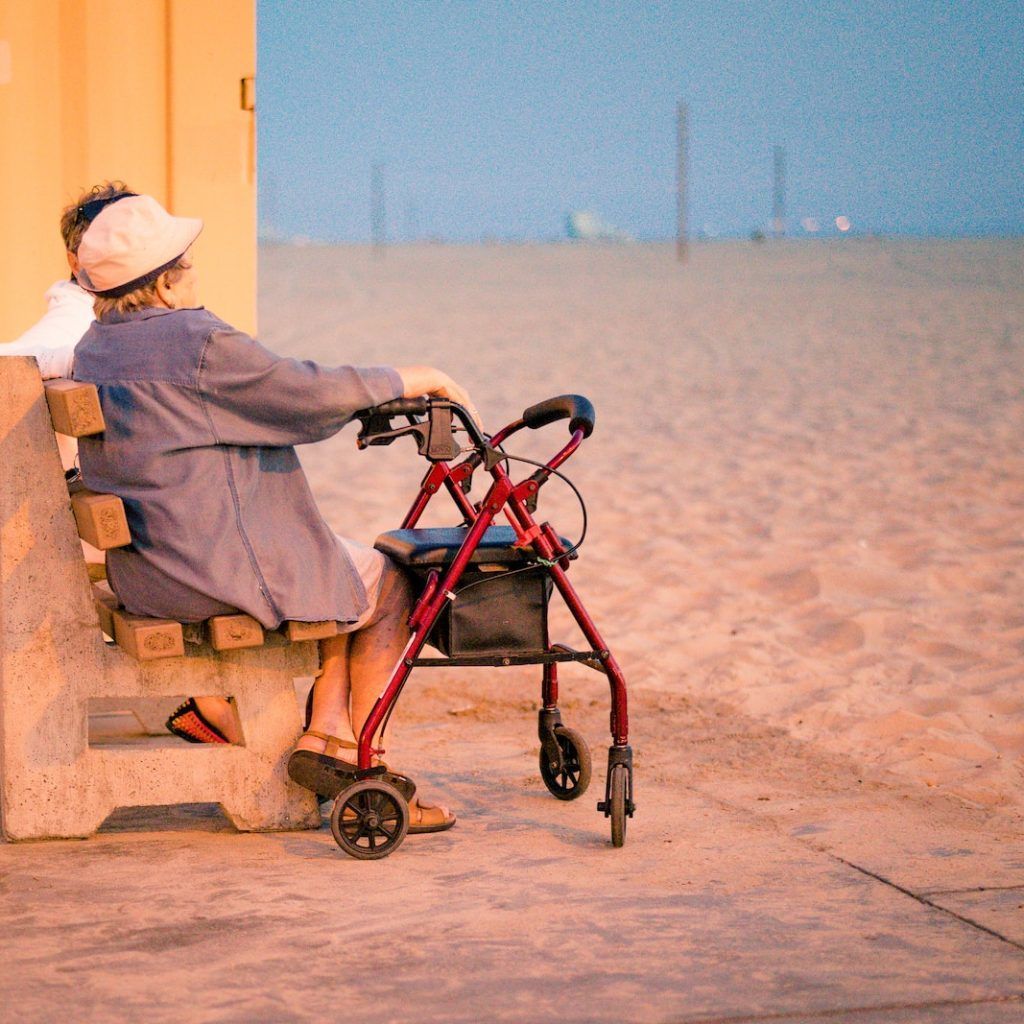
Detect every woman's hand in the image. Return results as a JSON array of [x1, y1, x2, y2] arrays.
[[396, 366, 481, 428]]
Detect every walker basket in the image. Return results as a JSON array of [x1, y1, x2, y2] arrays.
[[374, 526, 552, 657]]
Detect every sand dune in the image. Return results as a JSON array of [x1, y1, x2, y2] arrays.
[[259, 238, 1023, 814]]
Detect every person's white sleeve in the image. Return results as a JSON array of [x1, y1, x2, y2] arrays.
[[1, 280, 94, 379], [1, 342, 77, 379]]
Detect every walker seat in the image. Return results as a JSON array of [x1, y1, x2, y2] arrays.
[[376, 526, 561, 658], [376, 525, 534, 568]]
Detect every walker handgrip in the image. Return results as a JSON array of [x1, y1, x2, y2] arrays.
[[521, 395, 595, 438], [368, 397, 430, 418]]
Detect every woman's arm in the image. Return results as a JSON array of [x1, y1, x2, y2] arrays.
[[197, 329, 480, 447], [199, 328, 404, 447]]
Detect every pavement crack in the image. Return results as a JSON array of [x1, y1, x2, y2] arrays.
[[833, 855, 1024, 952], [922, 882, 1024, 896], [668, 992, 1024, 1024]]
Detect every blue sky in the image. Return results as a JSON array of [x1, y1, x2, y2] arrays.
[[257, 1, 1023, 241]]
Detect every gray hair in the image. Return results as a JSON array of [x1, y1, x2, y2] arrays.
[[92, 253, 191, 318]]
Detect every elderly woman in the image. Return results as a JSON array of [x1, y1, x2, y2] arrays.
[[72, 194, 467, 832]]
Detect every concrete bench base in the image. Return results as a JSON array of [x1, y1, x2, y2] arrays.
[[0, 358, 321, 841]]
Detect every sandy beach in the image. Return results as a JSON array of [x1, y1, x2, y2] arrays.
[[263, 238, 1024, 816]]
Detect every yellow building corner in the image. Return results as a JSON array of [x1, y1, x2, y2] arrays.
[[0, 0, 256, 341]]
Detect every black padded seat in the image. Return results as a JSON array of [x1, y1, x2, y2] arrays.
[[375, 526, 567, 569]]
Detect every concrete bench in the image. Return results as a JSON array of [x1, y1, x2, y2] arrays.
[[0, 358, 323, 840]]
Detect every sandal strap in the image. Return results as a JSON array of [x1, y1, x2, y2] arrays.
[[302, 729, 358, 760]]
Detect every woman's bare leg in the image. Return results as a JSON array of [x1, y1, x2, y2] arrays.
[[192, 695, 241, 744], [189, 568, 415, 756], [195, 568, 412, 751], [295, 564, 411, 758], [348, 566, 413, 741], [350, 568, 452, 825], [290, 566, 452, 825], [295, 632, 354, 754]]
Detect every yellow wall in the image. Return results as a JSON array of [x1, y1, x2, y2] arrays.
[[0, 0, 255, 340]]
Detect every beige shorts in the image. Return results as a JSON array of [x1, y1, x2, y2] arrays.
[[337, 535, 387, 633]]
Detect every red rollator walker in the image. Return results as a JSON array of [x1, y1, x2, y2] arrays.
[[329, 394, 634, 859]]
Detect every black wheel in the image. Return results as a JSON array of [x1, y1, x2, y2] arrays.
[[540, 726, 592, 800], [609, 763, 628, 847], [330, 780, 409, 860]]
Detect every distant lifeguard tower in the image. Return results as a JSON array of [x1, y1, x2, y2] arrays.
[[0, 0, 256, 339]]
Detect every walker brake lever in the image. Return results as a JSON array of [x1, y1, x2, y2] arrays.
[[356, 404, 461, 461], [356, 397, 432, 449], [355, 413, 408, 448], [415, 403, 461, 462]]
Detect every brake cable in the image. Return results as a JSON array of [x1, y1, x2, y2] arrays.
[[441, 449, 588, 600]]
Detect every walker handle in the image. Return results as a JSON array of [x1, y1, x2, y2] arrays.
[[521, 394, 595, 438], [370, 397, 430, 417]]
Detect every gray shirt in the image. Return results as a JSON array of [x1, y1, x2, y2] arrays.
[[72, 306, 402, 627]]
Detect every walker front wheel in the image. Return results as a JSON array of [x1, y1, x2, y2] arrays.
[[608, 764, 630, 847], [330, 780, 409, 860], [540, 726, 592, 801]]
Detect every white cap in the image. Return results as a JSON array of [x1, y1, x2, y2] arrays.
[[76, 194, 203, 294]]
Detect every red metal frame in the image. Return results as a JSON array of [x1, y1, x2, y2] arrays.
[[356, 417, 629, 770]]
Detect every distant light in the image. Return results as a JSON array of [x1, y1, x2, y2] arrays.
[[835, 216, 851, 233], [801, 217, 820, 233]]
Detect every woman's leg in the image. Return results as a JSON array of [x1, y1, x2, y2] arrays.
[[191, 695, 241, 743], [348, 565, 413, 740], [194, 565, 412, 751], [295, 563, 411, 758], [294, 632, 355, 752], [350, 567, 453, 827], [290, 566, 454, 827]]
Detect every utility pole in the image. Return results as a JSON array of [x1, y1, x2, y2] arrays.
[[772, 145, 786, 238], [371, 162, 386, 253], [676, 102, 688, 261], [403, 200, 420, 242]]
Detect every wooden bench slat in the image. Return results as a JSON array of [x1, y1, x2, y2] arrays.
[[70, 489, 132, 550], [92, 589, 324, 657], [44, 379, 105, 437], [111, 609, 185, 661], [285, 620, 339, 642], [208, 614, 265, 651]]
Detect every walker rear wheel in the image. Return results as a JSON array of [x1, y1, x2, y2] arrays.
[[540, 725, 592, 800], [609, 763, 628, 848], [330, 780, 409, 860]]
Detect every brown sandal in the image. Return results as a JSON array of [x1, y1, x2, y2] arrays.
[[287, 730, 416, 802], [407, 797, 456, 835]]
